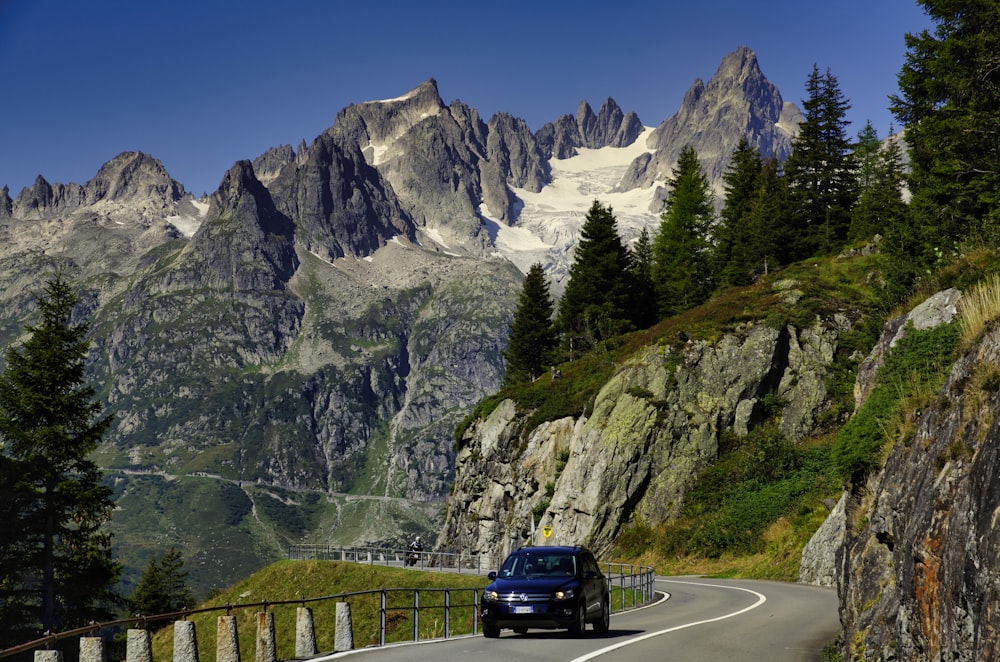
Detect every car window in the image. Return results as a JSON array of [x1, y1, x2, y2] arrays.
[[499, 552, 578, 577], [582, 552, 600, 576]]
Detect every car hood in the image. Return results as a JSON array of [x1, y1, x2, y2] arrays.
[[487, 576, 576, 592]]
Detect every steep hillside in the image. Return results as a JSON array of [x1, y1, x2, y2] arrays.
[[439, 253, 880, 569]]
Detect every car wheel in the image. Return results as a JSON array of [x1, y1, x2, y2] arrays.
[[569, 602, 587, 637], [593, 597, 610, 633], [483, 622, 501, 638]]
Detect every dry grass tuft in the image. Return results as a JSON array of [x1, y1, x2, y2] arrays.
[[959, 273, 1000, 345]]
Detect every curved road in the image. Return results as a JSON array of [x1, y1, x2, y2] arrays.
[[319, 577, 840, 661]]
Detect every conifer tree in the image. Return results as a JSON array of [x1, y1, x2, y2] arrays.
[[714, 137, 764, 287], [130, 547, 194, 620], [503, 263, 557, 386], [891, 0, 1000, 250], [784, 65, 858, 258], [556, 200, 633, 352], [744, 157, 789, 276], [0, 275, 121, 641], [628, 227, 659, 329], [652, 146, 715, 317], [849, 124, 908, 243]]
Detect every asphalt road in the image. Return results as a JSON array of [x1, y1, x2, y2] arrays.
[[318, 576, 841, 661]]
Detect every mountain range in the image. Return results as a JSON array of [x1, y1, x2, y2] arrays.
[[0, 46, 801, 594]]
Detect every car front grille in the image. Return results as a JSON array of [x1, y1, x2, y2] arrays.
[[498, 592, 550, 602]]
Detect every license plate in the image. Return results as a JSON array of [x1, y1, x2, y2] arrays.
[[513, 606, 533, 614]]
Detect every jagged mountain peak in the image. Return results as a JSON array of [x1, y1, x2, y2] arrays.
[[329, 78, 448, 161], [618, 46, 799, 203], [85, 150, 184, 204]]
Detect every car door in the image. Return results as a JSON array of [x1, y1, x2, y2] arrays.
[[580, 551, 604, 618]]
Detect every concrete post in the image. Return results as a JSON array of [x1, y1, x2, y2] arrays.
[[295, 607, 317, 658], [79, 637, 104, 662], [126, 629, 152, 662], [334, 602, 354, 652], [34, 651, 62, 662], [255, 612, 276, 662], [216, 616, 240, 662], [173, 620, 199, 662]]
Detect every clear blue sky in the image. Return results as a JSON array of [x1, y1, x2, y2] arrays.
[[1, 0, 934, 198]]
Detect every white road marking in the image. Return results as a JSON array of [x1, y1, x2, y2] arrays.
[[569, 579, 768, 662]]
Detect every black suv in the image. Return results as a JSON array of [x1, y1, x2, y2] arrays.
[[480, 545, 610, 638]]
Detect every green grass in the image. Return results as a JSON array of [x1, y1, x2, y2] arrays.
[[149, 561, 490, 660]]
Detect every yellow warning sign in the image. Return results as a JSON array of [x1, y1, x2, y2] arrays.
[[542, 525, 553, 539]]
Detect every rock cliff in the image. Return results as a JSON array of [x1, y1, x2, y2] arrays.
[[799, 288, 1000, 660], [439, 291, 853, 565]]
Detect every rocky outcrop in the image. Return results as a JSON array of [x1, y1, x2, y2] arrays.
[[796, 288, 1000, 659], [439, 302, 852, 565], [837, 323, 1000, 659], [269, 132, 415, 261]]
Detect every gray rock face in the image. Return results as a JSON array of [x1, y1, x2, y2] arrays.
[[793, 287, 1000, 659], [836, 330, 1000, 659], [798, 493, 845, 586], [0, 186, 11, 218], [439, 311, 850, 563], [269, 133, 415, 261], [536, 98, 643, 160], [618, 45, 799, 207], [853, 288, 962, 409]]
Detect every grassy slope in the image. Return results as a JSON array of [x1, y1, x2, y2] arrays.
[[471, 247, 1000, 581], [149, 561, 489, 660]]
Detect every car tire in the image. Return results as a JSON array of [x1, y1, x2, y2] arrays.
[[569, 602, 587, 637], [483, 623, 501, 639], [593, 597, 610, 633]]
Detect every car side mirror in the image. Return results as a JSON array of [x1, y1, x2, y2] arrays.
[[488, 571, 497, 580]]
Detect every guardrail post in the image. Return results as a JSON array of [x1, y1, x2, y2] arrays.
[[334, 602, 354, 652], [473, 589, 480, 635], [79, 637, 103, 662], [444, 590, 451, 638], [34, 651, 61, 662], [295, 607, 317, 657], [127, 628, 152, 662], [255, 612, 276, 662], [217, 616, 240, 662], [412, 590, 420, 642], [174, 620, 199, 662], [379, 591, 387, 647]]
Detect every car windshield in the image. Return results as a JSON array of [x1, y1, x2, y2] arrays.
[[499, 552, 577, 578]]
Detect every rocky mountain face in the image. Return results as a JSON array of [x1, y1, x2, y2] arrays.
[[619, 45, 801, 210], [0, 47, 800, 593], [438, 281, 851, 564], [796, 288, 1000, 660]]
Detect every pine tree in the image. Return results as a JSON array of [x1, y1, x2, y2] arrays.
[[628, 227, 659, 329], [0, 275, 121, 641], [745, 157, 790, 276], [891, 0, 1000, 248], [714, 137, 764, 287], [556, 200, 633, 352], [503, 263, 557, 386], [130, 547, 194, 620], [784, 65, 858, 258], [849, 124, 908, 243], [652, 146, 715, 317]]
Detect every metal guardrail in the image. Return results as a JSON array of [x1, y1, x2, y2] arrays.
[[288, 544, 489, 573], [1, 549, 655, 660]]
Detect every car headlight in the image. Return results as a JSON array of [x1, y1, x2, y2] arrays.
[[554, 588, 575, 601], [485, 590, 499, 601]]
